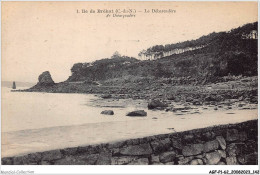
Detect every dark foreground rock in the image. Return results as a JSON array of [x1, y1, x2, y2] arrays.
[[126, 110, 147, 117], [101, 110, 114, 115], [148, 100, 168, 109]]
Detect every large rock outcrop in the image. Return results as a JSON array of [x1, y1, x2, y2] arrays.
[[37, 71, 55, 86]]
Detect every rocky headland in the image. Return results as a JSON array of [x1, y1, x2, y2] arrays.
[[17, 22, 257, 113]]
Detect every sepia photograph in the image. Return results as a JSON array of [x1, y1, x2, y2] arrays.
[[1, 1, 259, 174]]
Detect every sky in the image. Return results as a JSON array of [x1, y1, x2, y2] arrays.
[[2, 1, 258, 83]]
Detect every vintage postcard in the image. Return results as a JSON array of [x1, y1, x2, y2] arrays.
[[1, 1, 258, 174]]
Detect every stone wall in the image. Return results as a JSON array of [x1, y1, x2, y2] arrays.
[[2, 120, 258, 165]]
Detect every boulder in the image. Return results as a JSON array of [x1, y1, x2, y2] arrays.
[[195, 153, 205, 159], [226, 129, 239, 142], [101, 110, 114, 115], [178, 156, 194, 165], [150, 138, 172, 153], [205, 152, 221, 165], [159, 151, 176, 163], [151, 155, 160, 163], [148, 100, 168, 109], [217, 150, 226, 158], [183, 134, 194, 143], [126, 110, 147, 117], [37, 71, 55, 86], [203, 140, 219, 153], [202, 132, 213, 140], [190, 159, 203, 165], [226, 143, 239, 157], [216, 136, 226, 150], [226, 156, 238, 165], [237, 155, 246, 164], [182, 144, 204, 156], [171, 139, 183, 150]]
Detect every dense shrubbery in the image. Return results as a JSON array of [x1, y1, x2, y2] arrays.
[[67, 22, 257, 83]]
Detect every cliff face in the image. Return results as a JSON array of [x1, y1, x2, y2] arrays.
[[66, 56, 139, 82], [66, 22, 257, 83]]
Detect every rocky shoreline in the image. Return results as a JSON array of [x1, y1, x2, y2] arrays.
[[15, 71, 257, 114]]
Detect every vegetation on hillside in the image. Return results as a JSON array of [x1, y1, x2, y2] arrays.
[[67, 22, 257, 83]]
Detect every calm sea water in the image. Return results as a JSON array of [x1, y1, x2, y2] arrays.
[[1, 87, 257, 157]]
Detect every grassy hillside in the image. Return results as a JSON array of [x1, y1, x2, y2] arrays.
[[66, 22, 257, 84]]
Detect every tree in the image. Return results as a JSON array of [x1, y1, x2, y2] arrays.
[[111, 51, 121, 59]]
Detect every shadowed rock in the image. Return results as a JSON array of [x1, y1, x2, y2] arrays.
[[126, 110, 147, 117], [216, 136, 226, 150], [203, 140, 219, 153], [148, 100, 168, 109], [226, 129, 239, 142], [101, 110, 114, 115], [37, 71, 55, 86], [159, 151, 176, 163], [150, 138, 172, 153], [182, 144, 204, 156]]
